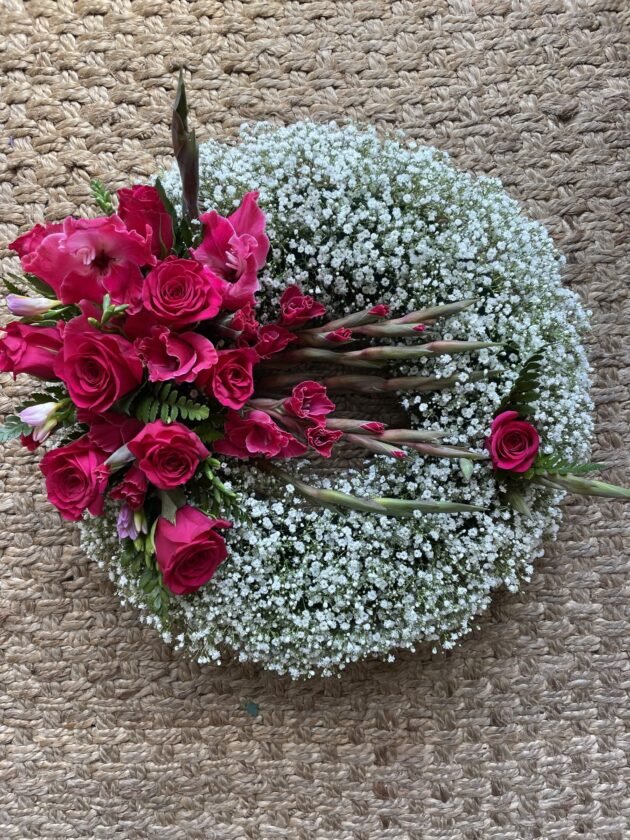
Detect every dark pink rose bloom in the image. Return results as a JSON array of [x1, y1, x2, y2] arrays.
[[117, 184, 174, 257], [284, 381, 335, 423], [0, 322, 62, 380], [155, 505, 232, 595], [136, 326, 218, 384], [17, 215, 154, 306], [192, 191, 269, 310], [77, 409, 143, 453], [253, 324, 297, 359], [127, 420, 209, 490], [214, 409, 307, 459], [9, 221, 63, 258], [487, 410, 540, 473], [54, 316, 143, 413], [205, 348, 259, 410], [278, 285, 326, 327], [141, 256, 222, 328], [110, 465, 148, 510], [306, 424, 343, 458], [40, 436, 109, 521]]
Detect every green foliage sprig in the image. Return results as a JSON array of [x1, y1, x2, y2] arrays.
[[90, 179, 115, 215], [134, 382, 211, 424], [499, 346, 547, 418], [0, 415, 31, 442]]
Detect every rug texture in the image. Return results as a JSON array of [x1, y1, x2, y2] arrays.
[[1, 2, 629, 838]]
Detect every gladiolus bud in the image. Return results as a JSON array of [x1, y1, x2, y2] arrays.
[[19, 401, 58, 427]]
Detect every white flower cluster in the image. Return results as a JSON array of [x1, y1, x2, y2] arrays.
[[81, 122, 593, 677]]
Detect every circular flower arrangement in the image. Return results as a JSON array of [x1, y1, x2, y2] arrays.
[[2, 79, 628, 678]]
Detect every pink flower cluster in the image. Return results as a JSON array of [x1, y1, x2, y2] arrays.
[[1, 186, 348, 595]]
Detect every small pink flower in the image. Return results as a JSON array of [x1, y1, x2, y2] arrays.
[[253, 324, 297, 358], [192, 191, 270, 310], [214, 409, 306, 459], [369, 304, 390, 317], [306, 424, 343, 458], [110, 465, 148, 510], [325, 327, 353, 343], [361, 421, 387, 434], [136, 326, 218, 383], [278, 285, 326, 328], [283, 381, 335, 423], [487, 410, 540, 473]]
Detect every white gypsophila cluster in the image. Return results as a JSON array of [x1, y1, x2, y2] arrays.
[[80, 122, 593, 678]]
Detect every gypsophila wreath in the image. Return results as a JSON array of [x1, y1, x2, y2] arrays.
[[2, 76, 628, 678]]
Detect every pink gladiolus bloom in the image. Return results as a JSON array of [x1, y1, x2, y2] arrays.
[[192, 191, 270, 310], [16, 215, 155, 306]]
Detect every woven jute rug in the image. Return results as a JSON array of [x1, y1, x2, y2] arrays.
[[1, 2, 628, 838]]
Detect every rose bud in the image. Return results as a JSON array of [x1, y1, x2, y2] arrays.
[[278, 285, 326, 327]]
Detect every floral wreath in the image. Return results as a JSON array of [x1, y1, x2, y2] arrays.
[[2, 76, 628, 677]]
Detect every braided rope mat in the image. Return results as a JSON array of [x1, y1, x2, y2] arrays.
[[1, 2, 629, 838]]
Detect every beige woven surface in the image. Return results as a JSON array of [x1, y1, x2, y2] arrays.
[[1, 1, 629, 838]]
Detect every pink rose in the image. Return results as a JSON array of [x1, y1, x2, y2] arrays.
[[16, 215, 154, 305], [284, 381, 335, 423], [142, 256, 222, 328], [155, 505, 232, 595], [40, 436, 109, 521], [136, 326, 218, 383], [110, 465, 148, 510], [117, 184, 174, 257], [214, 409, 307, 459], [127, 420, 209, 490], [77, 409, 143, 453], [205, 348, 259, 410], [487, 410, 540, 473], [278, 285, 326, 327], [192, 191, 269, 310], [0, 322, 62, 380], [54, 317, 143, 413], [306, 424, 343, 458], [253, 324, 296, 359]]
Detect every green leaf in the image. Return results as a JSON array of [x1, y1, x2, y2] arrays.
[[504, 488, 533, 518], [499, 346, 548, 416], [0, 415, 31, 442], [2, 275, 27, 296], [23, 273, 58, 299], [158, 488, 186, 525], [90, 179, 115, 215]]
